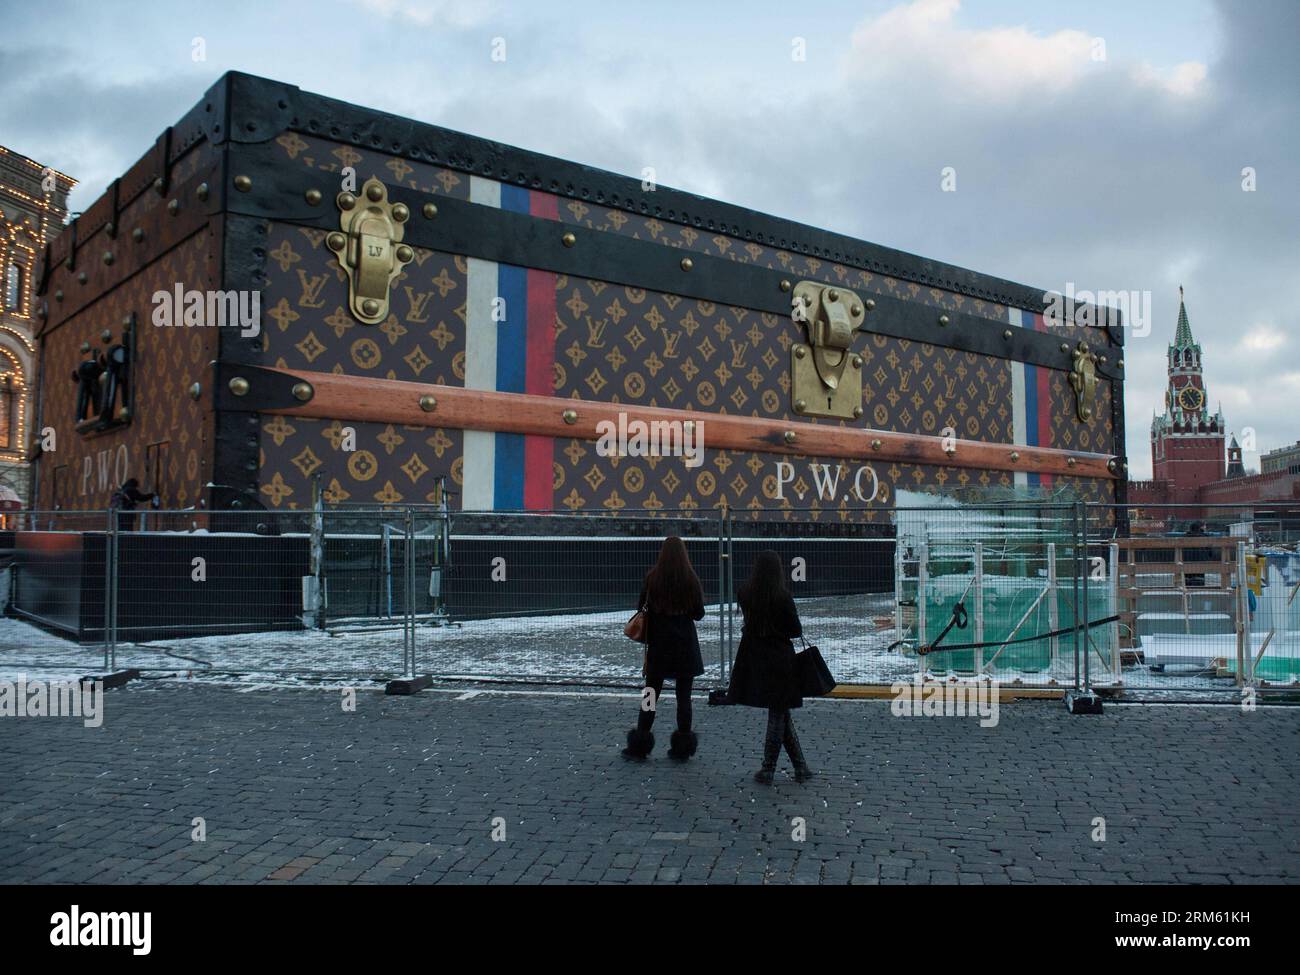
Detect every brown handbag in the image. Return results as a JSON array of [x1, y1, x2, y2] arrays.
[[624, 608, 647, 643]]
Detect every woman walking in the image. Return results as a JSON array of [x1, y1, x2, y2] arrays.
[[727, 550, 814, 784], [623, 536, 706, 761]]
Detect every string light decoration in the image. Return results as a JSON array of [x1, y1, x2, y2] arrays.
[[0, 146, 76, 481]]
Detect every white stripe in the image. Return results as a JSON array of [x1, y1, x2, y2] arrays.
[[462, 177, 502, 510], [1009, 307, 1028, 488]]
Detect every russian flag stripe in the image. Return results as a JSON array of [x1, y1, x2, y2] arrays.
[[461, 176, 502, 511]]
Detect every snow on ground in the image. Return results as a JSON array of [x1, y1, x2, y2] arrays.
[[0, 593, 1261, 697]]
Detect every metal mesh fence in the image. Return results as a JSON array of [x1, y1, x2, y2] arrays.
[[4, 499, 1293, 696], [419, 508, 727, 683], [1093, 503, 1300, 699]]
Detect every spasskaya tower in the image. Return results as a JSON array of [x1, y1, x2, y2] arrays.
[[1149, 287, 1225, 502]]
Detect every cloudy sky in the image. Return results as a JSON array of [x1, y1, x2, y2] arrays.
[[2, 0, 1295, 476]]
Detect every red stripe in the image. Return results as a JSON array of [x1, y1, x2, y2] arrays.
[[1032, 313, 1054, 487], [523, 191, 559, 509]]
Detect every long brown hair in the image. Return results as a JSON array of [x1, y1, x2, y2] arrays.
[[644, 536, 703, 614]]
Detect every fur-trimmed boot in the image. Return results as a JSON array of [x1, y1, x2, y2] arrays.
[[668, 730, 698, 760], [622, 728, 655, 759], [754, 710, 785, 784], [783, 716, 815, 782]]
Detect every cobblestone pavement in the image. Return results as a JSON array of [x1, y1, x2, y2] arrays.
[[2, 682, 1297, 884]]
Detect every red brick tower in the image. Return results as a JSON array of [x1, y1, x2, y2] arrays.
[[1149, 287, 1225, 503]]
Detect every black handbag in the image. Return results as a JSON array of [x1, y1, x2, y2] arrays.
[[795, 635, 836, 697]]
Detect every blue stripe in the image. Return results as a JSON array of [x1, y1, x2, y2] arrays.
[[1018, 310, 1040, 488], [1024, 362, 1040, 489], [493, 186, 531, 508]]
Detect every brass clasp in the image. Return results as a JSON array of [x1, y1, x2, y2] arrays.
[[327, 178, 413, 325], [1069, 341, 1099, 421], [790, 282, 865, 419]]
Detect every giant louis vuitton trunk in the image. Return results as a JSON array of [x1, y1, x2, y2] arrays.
[[32, 71, 1126, 522]]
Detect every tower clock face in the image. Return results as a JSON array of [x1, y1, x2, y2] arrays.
[[1178, 386, 1204, 412]]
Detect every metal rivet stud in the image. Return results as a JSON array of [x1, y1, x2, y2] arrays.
[[337, 192, 357, 211], [1009, 451, 1020, 462], [865, 298, 875, 311], [361, 298, 381, 318], [780, 280, 792, 292], [196, 182, 210, 201], [794, 399, 807, 413], [562, 408, 578, 425], [228, 377, 250, 396], [55, 290, 64, 302], [1003, 329, 1012, 340], [680, 257, 693, 271], [852, 406, 864, 419], [794, 346, 807, 359], [938, 315, 949, 326], [851, 304, 862, 316], [422, 203, 438, 219], [132, 227, 144, 242], [1061, 343, 1070, 353], [562, 232, 576, 248], [783, 430, 797, 444], [77, 272, 87, 285], [1067, 457, 1077, 467], [189, 382, 202, 401], [871, 439, 882, 451], [851, 355, 862, 368], [1117, 359, 1125, 369], [102, 251, 114, 266], [392, 203, 409, 222], [396, 245, 414, 263], [305, 189, 322, 206], [418, 395, 437, 412], [233, 175, 252, 192], [167, 199, 180, 216], [1107, 458, 1118, 473], [326, 232, 346, 251], [291, 382, 314, 403], [366, 183, 384, 202]]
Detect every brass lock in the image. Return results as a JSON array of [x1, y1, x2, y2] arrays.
[[790, 281, 865, 420], [1069, 340, 1099, 422], [327, 177, 413, 325]]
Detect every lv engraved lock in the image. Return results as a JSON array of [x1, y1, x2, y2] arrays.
[[1069, 340, 1098, 422], [328, 177, 413, 325], [790, 281, 865, 420]]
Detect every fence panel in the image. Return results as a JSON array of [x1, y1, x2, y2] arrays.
[[1088, 503, 1300, 699], [411, 508, 726, 684], [725, 502, 1087, 690]]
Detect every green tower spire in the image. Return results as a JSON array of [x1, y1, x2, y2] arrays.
[[1172, 284, 1196, 349]]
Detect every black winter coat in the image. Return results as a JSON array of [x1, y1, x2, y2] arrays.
[[727, 590, 804, 709], [638, 583, 705, 682]]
